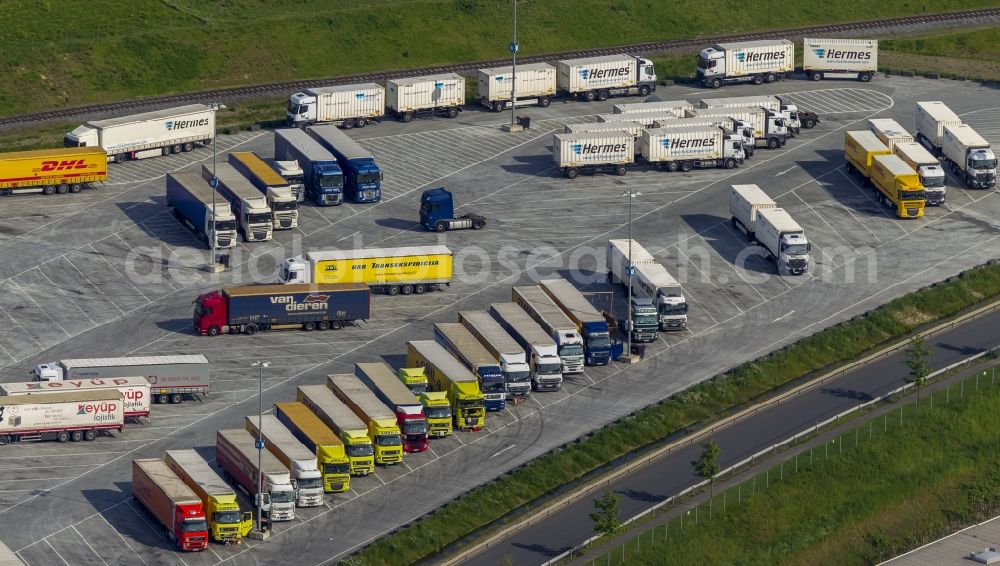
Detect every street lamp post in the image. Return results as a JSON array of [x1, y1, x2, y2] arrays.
[[621, 190, 641, 359], [510, 0, 518, 127], [208, 102, 221, 271], [251, 360, 270, 534]]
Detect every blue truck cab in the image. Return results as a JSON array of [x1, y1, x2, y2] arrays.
[[274, 128, 344, 206], [477, 364, 506, 411], [306, 125, 382, 203], [581, 321, 613, 365], [420, 187, 486, 232]]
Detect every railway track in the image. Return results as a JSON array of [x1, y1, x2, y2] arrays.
[[3, 8, 998, 130]]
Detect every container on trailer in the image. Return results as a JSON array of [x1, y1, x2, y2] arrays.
[[556, 54, 656, 98], [640, 126, 731, 162], [697, 40, 794, 88], [286, 83, 385, 127], [755, 208, 812, 275], [941, 123, 997, 189], [553, 132, 633, 179], [564, 121, 646, 146], [612, 100, 694, 115], [802, 38, 877, 79], [915, 101, 962, 155], [597, 111, 677, 127], [0, 147, 107, 196], [729, 184, 777, 240], [478, 63, 556, 111], [386, 73, 465, 121], [868, 118, 913, 151]]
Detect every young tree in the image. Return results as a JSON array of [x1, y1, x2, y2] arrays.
[[692, 440, 721, 517], [590, 490, 622, 538], [904, 335, 933, 409]]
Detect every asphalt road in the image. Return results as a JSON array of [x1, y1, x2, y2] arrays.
[[470, 308, 1000, 565]]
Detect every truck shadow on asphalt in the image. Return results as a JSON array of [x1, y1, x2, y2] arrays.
[[81, 483, 178, 553], [500, 152, 559, 177], [380, 353, 408, 371], [373, 218, 424, 232], [795, 150, 892, 218], [680, 213, 776, 276], [819, 387, 874, 402], [115, 198, 208, 249], [155, 318, 194, 334]]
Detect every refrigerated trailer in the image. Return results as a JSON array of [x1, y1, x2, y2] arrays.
[[0, 147, 107, 196], [286, 83, 385, 128], [32, 354, 210, 405], [0, 390, 123, 445], [478, 63, 557, 111], [0, 376, 150, 420], [802, 38, 877, 81], [639, 126, 745, 171], [65, 104, 216, 163]]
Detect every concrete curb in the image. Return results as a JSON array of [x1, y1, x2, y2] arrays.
[[437, 298, 1000, 566]]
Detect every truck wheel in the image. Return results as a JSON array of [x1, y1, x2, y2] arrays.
[[83, 429, 96, 441], [710, 78, 723, 89], [183, 142, 193, 152], [70, 184, 82, 193], [767, 137, 779, 149], [401, 285, 414, 295], [811, 72, 822, 81], [355, 118, 366, 128], [724, 158, 737, 169], [303, 321, 316, 331], [597, 90, 609, 101], [584, 91, 596, 102], [0, 435, 8, 446], [317, 320, 330, 331], [764, 73, 776, 83], [71, 430, 83, 442], [638, 85, 650, 96], [493, 102, 503, 113], [859, 73, 872, 82], [342, 119, 355, 129], [667, 161, 679, 172], [171, 144, 182, 154], [401, 113, 414, 123], [414, 284, 426, 294], [472, 218, 485, 229], [803, 118, 816, 129], [170, 394, 183, 404], [565, 167, 579, 179], [752, 74, 764, 85], [331, 320, 344, 330], [680, 161, 693, 172], [43, 185, 56, 195], [435, 221, 448, 233], [447, 108, 459, 118], [57, 184, 69, 194], [208, 326, 220, 336], [57, 431, 70, 443], [158, 394, 170, 404], [388, 285, 400, 296], [538, 97, 551, 108], [615, 165, 627, 176], [244, 323, 258, 335], [114, 154, 125, 164]]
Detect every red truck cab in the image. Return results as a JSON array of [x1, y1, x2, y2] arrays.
[[194, 290, 226, 336], [175, 503, 210, 551], [398, 405, 429, 453]]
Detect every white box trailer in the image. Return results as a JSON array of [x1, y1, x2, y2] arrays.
[[0, 389, 124, 445], [894, 142, 946, 205], [286, 83, 385, 128], [607, 240, 688, 330], [458, 310, 533, 399], [597, 111, 677, 128], [204, 163, 273, 243], [244, 415, 324, 507], [556, 54, 657, 100], [915, 101, 962, 156], [697, 39, 794, 89], [478, 63, 556, 111], [612, 100, 694, 115], [652, 116, 755, 156], [65, 104, 216, 163], [511, 286, 585, 376], [386, 73, 465, 122], [729, 184, 777, 240], [0, 376, 150, 419], [755, 208, 811, 275], [941, 124, 997, 189], [216, 428, 296, 522], [32, 355, 210, 405], [553, 132, 634, 179], [802, 38, 877, 81], [640, 126, 745, 171], [868, 118, 913, 151], [689, 107, 789, 149], [565, 122, 646, 150]]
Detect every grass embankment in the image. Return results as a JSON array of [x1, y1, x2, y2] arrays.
[[880, 25, 1000, 80], [1, 0, 995, 118], [346, 262, 1000, 565], [606, 364, 1000, 565]]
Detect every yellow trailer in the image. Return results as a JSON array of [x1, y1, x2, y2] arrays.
[[844, 130, 890, 186], [869, 154, 926, 219], [0, 147, 107, 195], [279, 245, 453, 296]]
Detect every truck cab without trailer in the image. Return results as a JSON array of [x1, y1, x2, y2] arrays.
[[355, 362, 429, 452], [420, 187, 486, 232], [296, 385, 375, 476], [434, 323, 507, 411], [406, 340, 486, 431], [306, 124, 383, 203], [328, 374, 405, 465]]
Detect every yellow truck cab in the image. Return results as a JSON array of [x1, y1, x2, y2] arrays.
[[164, 449, 253, 544], [406, 340, 486, 432], [273, 402, 352, 493], [328, 374, 404, 466], [869, 154, 926, 218], [398, 367, 429, 395], [297, 385, 375, 476], [419, 391, 453, 437], [369, 417, 404, 464]]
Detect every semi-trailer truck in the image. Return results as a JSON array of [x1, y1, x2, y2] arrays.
[[166, 171, 238, 250], [478, 63, 556, 111], [406, 340, 486, 431], [689, 107, 789, 149], [297, 385, 375, 476], [868, 118, 913, 152], [65, 104, 215, 163], [164, 450, 253, 544], [306, 124, 382, 203], [915, 101, 962, 156], [697, 40, 794, 89], [539, 278, 614, 366], [433, 323, 507, 411], [556, 54, 657, 101], [203, 163, 273, 243], [273, 128, 344, 206], [511, 286, 586, 374], [269, 158, 305, 202], [941, 124, 997, 189], [802, 38, 877, 82], [327, 374, 404, 465], [612, 100, 694, 115], [729, 184, 776, 242], [652, 116, 755, 157], [564, 121, 646, 149], [488, 303, 564, 391], [0, 390, 123, 445], [244, 415, 324, 507], [607, 240, 688, 331], [227, 152, 298, 230], [355, 362, 431, 447], [278, 245, 453, 295], [869, 155, 927, 218], [893, 142, 946, 205], [286, 83, 385, 128], [386, 73, 465, 122], [1, 376, 150, 420], [215, 428, 296, 522], [131, 459, 209, 551], [602, 241, 660, 342], [273, 402, 352, 492], [844, 130, 892, 186], [32, 354, 210, 405], [194, 283, 370, 336], [754, 208, 812, 274], [0, 147, 107, 196], [458, 310, 533, 401], [553, 132, 634, 179], [697, 95, 814, 135], [640, 126, 745, 172]]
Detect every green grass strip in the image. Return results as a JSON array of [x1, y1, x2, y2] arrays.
[[347, 261, 1000, 565]]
